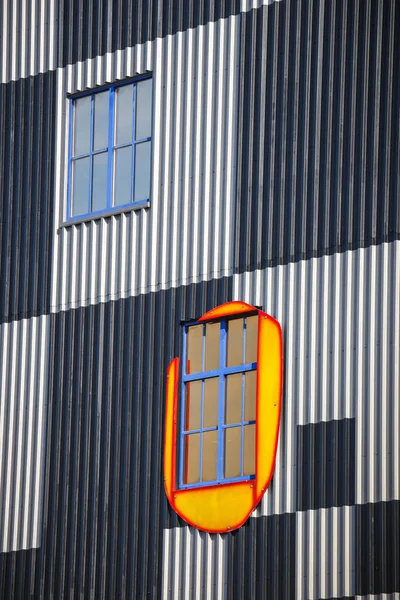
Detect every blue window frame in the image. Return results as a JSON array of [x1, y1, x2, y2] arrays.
[[179, 314, 258, 489], [67, 75, 152, 221]]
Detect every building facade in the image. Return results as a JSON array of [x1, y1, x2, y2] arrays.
[[0, 0, 399, 597]]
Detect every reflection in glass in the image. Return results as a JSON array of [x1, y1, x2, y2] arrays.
[[134, 141, 151, 201], [185, 380, 201, 431], [243, 424, 255, 476], [203, 378, 218, 428], [115, 84, 133, 145], [225, 373, 242, 425], [93, 92, 109, 150], [114, 146, 132, 206], [187, 325, 203, 373], [245, 315, 258, 364], [136, 79, 152, 140], [224, 427, 241, 478], [204, 322, 220, 371], [202, 430, 218, 481], [92, 152, 108, 212], [72, 157, 90, 216], [74, 96, 91, 156], [185, 434, 200, 484], [244, 370, 256, 422], [227, 318, 243, 367]]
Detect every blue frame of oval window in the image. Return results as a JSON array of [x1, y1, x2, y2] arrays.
[[179, 317, 257, 490], [66, 74, 152, 224]]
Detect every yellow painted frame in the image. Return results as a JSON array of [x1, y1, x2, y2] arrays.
[[164, 301, 282, 533]]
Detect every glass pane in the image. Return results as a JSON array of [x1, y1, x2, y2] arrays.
[[115, 84, 133, 145], [185, 380, 201, 431], [187, 325, 203, 374], [225, 373, 242, 425], [202, 430, 218, 482], [136, 79, 152, 140], [204, 322, 220, 371], [134, 141, 151, 202], [185, 433, 200, 484], [72, 157, 90, 216], [244, 370, 257, 422], [114, 146, 132, 206], [93, 92, 109, 150], [243, 424, 255, 476], [203, 378, 218, 428], [245, 315, 258, 364], [224, 427, 241, 479], [73, 96, 91, 156], [92, 152, 108, 212], [227, 318, 244, 367]]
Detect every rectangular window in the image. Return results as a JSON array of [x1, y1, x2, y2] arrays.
[[179, 315, 258, 489], [67, 76, 152, 221]]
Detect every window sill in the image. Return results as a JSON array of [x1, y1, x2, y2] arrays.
[[59, 200, 150, 228]]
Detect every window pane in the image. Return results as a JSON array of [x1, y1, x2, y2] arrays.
[[93, 92, 109, 150], [243, 424, 255, 476], [185, 433, 200, 484], [73, 96, 91, 156], [224, 427, 241, 479], [185, 380, 201, 431], [225, 373, 242, 425], [204, 322, 220, 371], [134, 141, 151, 202], [92, 152, 108, 212], [202, 430, 218, 482], [187, 325, 203, 374], [136, 79, 152, 140], [244, 370, 256, 422], [203, 377, 218, 428], [72, 157, 90, 216], [227, 318, 243, 367], [114, 146, 132, 206], [245, 315, 258, 364], [115, 84, 133, 145]]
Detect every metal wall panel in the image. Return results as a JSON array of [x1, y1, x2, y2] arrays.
[[0, 73, 56, 324], [0, 315, 50, 553], [0, 0, 57, 83], [235, 0, 400, 272], [51, 15, 240, 313]]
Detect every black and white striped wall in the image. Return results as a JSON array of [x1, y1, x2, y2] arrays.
[[0, 0, 399, 598]]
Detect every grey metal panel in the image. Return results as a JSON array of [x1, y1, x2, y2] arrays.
[[0, 315, 50, 553], [0, 0, 57, 83], [0, 73, 56, 324], [235, 0, 400, 273], [51, 15, 240, 313]]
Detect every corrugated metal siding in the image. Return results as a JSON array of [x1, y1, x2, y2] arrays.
[[0, 278, 230, 595], [162, 528, 227, 599], [57, 0, 278, 68], [235, 0, 400, 272], [234, 240, 400, 513], [0, 73, 56, 324], [0, 315, 50, 553], [0, 0, 57, 83], [51, 15, 240, 312], [163, 240, 400, 599]]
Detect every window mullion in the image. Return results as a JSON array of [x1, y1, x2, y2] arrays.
[[107, 87, 115, 210], [217, 321, 227, 483], [131, 83, 136, 203], [179, 326, 188, 488], [88, 96, 94, 213], [67, 99, 74, 219]]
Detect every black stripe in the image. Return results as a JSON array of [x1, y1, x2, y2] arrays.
[[235, 0, 400, 274], [0, 72, 56, 325], [226, 512, 296, 600], [297, 418, 356, 511]]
